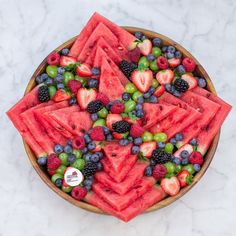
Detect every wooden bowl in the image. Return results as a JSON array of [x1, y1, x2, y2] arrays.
[[23, 27, 220, 215]]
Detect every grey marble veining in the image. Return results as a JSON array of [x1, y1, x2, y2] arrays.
[[0, 0, 235, 235]]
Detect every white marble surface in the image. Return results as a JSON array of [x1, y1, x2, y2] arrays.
[[1, 0, 235, 235]]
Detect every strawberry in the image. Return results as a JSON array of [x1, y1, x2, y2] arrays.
[[62, 179, 70, 187], [77, 88, 97, 110], [110, 102, 125, 114], [47, 52, 60, 66], [156, 69, 174, 85], [168, 58, 181, 68], [68, 80, 82, 94], [131, 70, 152, 93], [161, 176, 180, 196], [177, 170, 193, 187], [90, 127, 105, 141], [76, 63, 92, 77], [189, 151, 204, 165], [130, 124, 144, 137], [96, 92, 110, 105], [112, 132, 127, 140], [182, 57, 196, 72], [157, 56, 169, 69], [138, 39, 152, 56], [60, 55, 77, 67], [106, 114, 123, 130], [154, 85, 165, 97], [53, 89, 71, 102], [91, 141, 103, 153], [71, 186, 87, 201], [181, 74, 197, 90], [140, 142, 157, 158], [123, 116, 141, 125]]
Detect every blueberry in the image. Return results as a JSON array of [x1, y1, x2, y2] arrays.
[[181, 158, 189, 165], [119, 139, 129, 146], [61, 48, 70, 56], [84, 134, 92, 144], [122, 92, 131, 101], [41, 73, 49, 82], [152, 38, 162, 47], [150, 159, 156, 166], [81, 147, 88, 154], [190, 138, 198, 146], [181, 150, 189, 159], [134, 137, 143, 146], [162, 46, 168, 53], [128, 136, 134, 142], [106, 134, 113, 141], [58, 67, 65, 75], [177, 65, 186, 74], [198, 78, 207, 88], [135, 104, 142, 111], [64, 144, 73, 154], [87, 142, 96, 150], [91, 67, 100, 76], [144, 166, 153, 176], [193, 164, 201, 172], [175, 51, 182, 58], [134, 31, 143, 40], [57, 83, 64, 90], [165, 83, 174, 93], [141, 35, 147, 41], [173, 89, 181, 97], [37, 156, 47, 166], [136, 110, 144, 118], [131, 145, 140, 154], [166, 52, 175, 59], [84, 153, 92, 161], [91, 153, 100, 162], [69, 97, 77, 106], [137, 96, 144, 104], [143, 92, 151, 99], [103, 126, 110, 135], [158, 142, 165, 148], [149, 95, 158, 103], [88, 78, 99, 88], [36, 75, 43, 84], [175, 133, 184, 141], [55, 178, 63, 187], [148, 86, 156, 95], [172, 157, 181, 165], [55, 74, 64, 83], [170, 138, 177, 145], [167, 46, 176, 53], [147, 54, 155, 61], [131, 110, 137, 116], [54, 144, 63, 154], [67, 140, 73, 146], [106, 101, 113, 110], [85, 185, 92, 191], [96, 152, 103, 159], [67, 154, 76, 164], [96, 162, 103, 171], [84, 178, 93, 187]]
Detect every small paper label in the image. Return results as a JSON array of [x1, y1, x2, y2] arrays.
[[64, 167, 83, 187]]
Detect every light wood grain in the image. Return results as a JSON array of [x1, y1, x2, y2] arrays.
[[23, 27, 219, 215]]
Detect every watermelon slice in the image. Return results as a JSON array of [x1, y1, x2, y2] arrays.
[[142, 103, 178, 129], [85, 37, 123, 66], [193, 87, 232, 154], [92, 177, 155, 211], [94, 47, 129, 86], [95, 161, 148, 195], [33, 101, 69, 145], [160, 92, 202, 139], [102, 154, 137, 182], [176, 91, 221, 147], [47, 107, 92, 137], [103, 142, 132, 173], [85, 185, 165, 222], [69, 12, 135, 58], [99, 57, 125, 100]]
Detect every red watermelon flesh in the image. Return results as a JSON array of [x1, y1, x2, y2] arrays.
[[21, 102, 55, 154], [48, 108, 92, 137], [149, 104, 189, 133], [192, 87, 232, 154], [142, 103, 178, 129], [99, 57, 125, 100], [33, 101, 69, 146], [102, 154, 138, 182], [92, 177, 155, 211], [103, 142, 132, 173], [94, 47, 129, 86], [69, 12, 136, 58], [85, 37, 123, 66], [95, 161, 148, 195], [77, 22, 128, 62], [85, 185, 165, 222], [176, 91, 221, 147]]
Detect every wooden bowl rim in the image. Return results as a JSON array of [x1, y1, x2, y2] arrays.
[[23, 26, 220, 215]]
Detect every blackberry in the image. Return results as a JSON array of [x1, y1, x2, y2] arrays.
[[152, 149, 172, 164], [112, 120, 131, 133], [119, 60, 137, 79], [83, 162, 97, 177], [38, 85, 50, 102], [87, 100, 103, 113], [173, 78, 189, 92]]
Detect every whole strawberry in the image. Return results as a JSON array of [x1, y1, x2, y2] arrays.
[[153, 164, 167, 180], [71, 186, 87, 200], [189, 151, 204, 165], [68, 80, 82, 94], [47, 153, 61, 171], [90, 127, 105, 141]]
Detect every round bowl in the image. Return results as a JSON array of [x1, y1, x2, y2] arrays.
[[23, 27, 220, 214]]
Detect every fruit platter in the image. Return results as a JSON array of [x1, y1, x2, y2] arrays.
[[7, 12, 231, 222]]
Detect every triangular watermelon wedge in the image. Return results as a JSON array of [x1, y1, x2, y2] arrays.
[[95, 161, 148, 195], [92, 177, 155, 211], [69, 12, 135, 58], [142, 103, 178, 129], [193, 87, 232, 154], [102, 154, 138, 182]]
